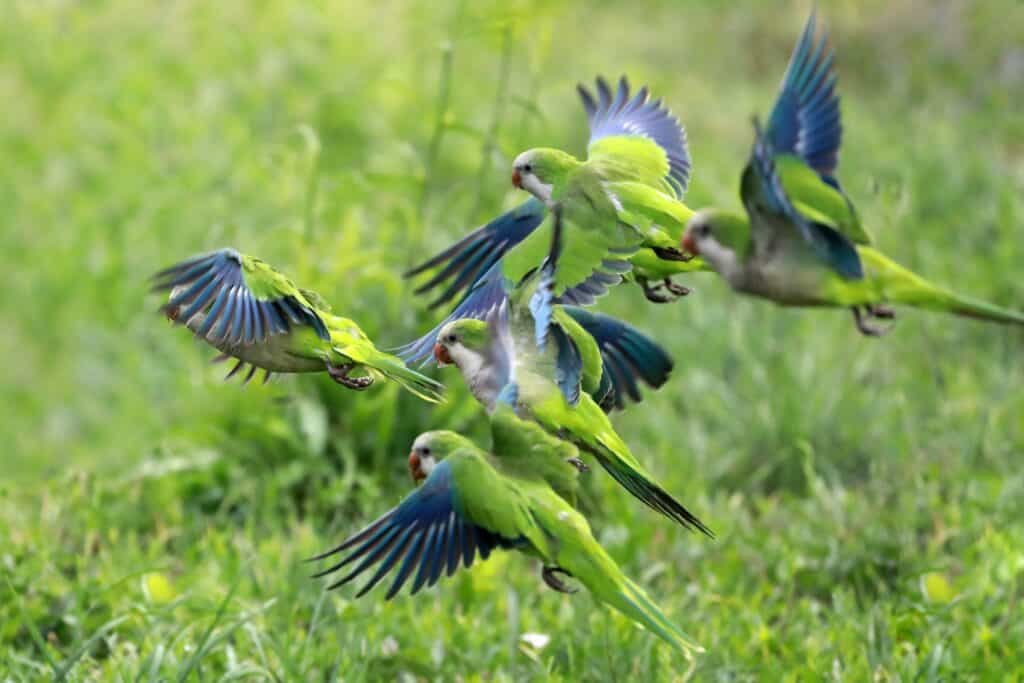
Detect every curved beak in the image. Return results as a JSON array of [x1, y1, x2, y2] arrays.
[[433, 342, 452, 366], [408, 451, 424, 483], [681, 231, 699, 257], [511, 169, 522, 189]]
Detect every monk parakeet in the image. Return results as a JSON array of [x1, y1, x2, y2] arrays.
[[405, 77, 712, 313], [432, 303, 710, 535], [152, 249, 445, 402], [681, 13, 1024, 334], [312, 408, 703, 655], [398, 260, 674, 413]]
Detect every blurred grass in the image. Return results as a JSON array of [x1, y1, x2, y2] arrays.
[[2, 0, 1023, 679]]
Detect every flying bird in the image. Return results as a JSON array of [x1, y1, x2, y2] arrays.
[[152, 248, 445, 402], [681, 12, 1024, 335], [312, 408, 704, 655]]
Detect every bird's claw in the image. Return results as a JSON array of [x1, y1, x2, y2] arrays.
[[851, 306, 896, 337], [541, 566, 577, 594], [327, 362, 374, 390], [566, 456, 590, 473], [639, 277, 675, 304], [663, 278, 691, 297], [652, 246, 693, 263]]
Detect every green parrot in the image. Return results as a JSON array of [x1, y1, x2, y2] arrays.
[[681, 13, 1024, 335], [152, 248, 445, 402], [432, 301, 711, 536], [404, 76, 711, 323], [312, 407, 704, 655]]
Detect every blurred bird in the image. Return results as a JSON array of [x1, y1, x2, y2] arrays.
[[152, 248, 445, 402], [312, 406, 704, 656], [404, 75, 711, 331], [681, 12, 1024, 335], [433, 301, 711, 535]]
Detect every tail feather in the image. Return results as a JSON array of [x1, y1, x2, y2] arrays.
[[862, 249, 1024, 327], [565, 542, 703, 655], [365, 351, 446, 403], [587, 438, 713, 537]]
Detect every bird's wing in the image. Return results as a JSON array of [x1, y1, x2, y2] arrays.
[[152, 248, 329, 344], [580, 76, 691, 199], [395, 262, 512, 366], [764, 11, 871, 245], [311, 452, 531, 600], [559, 306, 674, 412], [489, 404, 581, 505], [404, 198, 547, 310], [742, 124, 864, 281]]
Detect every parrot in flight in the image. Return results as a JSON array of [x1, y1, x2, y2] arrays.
[[311, 407, 704, 655], [397, 259, 674, 414], [432, 301, 711, 536], [681, 12, 1024, 335], [152, 248, 445, 402], [404, 76, 712, 320]]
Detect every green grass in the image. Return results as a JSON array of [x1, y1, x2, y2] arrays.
[[3, 0, 1024, 679]]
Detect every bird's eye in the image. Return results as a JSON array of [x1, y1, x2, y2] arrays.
[[523, 163, 533, 173], [446, 334, 457, 344], [699, 224, 711, 236], [421, 447, 430, 456]]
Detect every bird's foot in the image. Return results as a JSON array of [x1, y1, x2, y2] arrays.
[[663, 278, 691, 297], [639, 276, 675, 304], [652, 246, 693, 263], [566, 456, 590, 473], [326, 362, 374, 390], [541, 566, 578, 594], [851, 306, 894, 337], [867, 304, 896, 320]]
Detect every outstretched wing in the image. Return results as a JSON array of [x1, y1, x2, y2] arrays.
[[395, 262, 512, 366], [560, 307, 674, 412], [765, 10, 841, 186], [311, 455, 524, 600], [152, 249, 329, 344], [742, 122, 863, 281], [580, 76, 691, 199], [404, 199, 547, 310], [764, 12, 870, 245]]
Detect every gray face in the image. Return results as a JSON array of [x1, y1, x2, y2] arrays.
[[512, 151, 553, 202], [409, 434, 438, 481]]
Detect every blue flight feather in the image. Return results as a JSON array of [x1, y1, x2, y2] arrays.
[[578, 75, 692, 199]]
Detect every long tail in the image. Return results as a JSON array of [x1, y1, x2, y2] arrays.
[[588, 438, 713, 537], [364, 350, 446, 403], [861, 248, 1024, 326], [562, 538, 703, 655]]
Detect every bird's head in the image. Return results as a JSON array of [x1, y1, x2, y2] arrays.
[[511, 148, 578, 203], [682, 209, 750, 275], [407, 431, 473, 483], [434, 318, 490, 369]]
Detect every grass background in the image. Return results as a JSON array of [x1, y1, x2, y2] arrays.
[[3, 0, 1023, 679]]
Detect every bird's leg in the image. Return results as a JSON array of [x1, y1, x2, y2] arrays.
[[638, 276, 674, 304], [663, 278, 691, 297], [652, 246, 693, 263], [851, 307, 891, 337], [541, 566, 578, 594], [326, 362, 374, 390], [867, 304, 896, 320], [566, 456, 590, 473]]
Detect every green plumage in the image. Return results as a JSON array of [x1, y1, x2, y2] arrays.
[[315, 414, 703, 655], [153, 248, 445, 401]]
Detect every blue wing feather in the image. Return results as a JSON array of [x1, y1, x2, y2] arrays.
[[765, 11, 843, 188], [404, 199, 547, 309], [561, 306, 674, 412], [152, 248, 330, 344], [579, 75, 692, 198], [312, 460, 520, 600]]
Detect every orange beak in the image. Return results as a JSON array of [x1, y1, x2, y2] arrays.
[[511, 169, 522, 189], [433, 342, 452, 366], [681, 231, 698, 257], [408, 451, 424, 482]]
